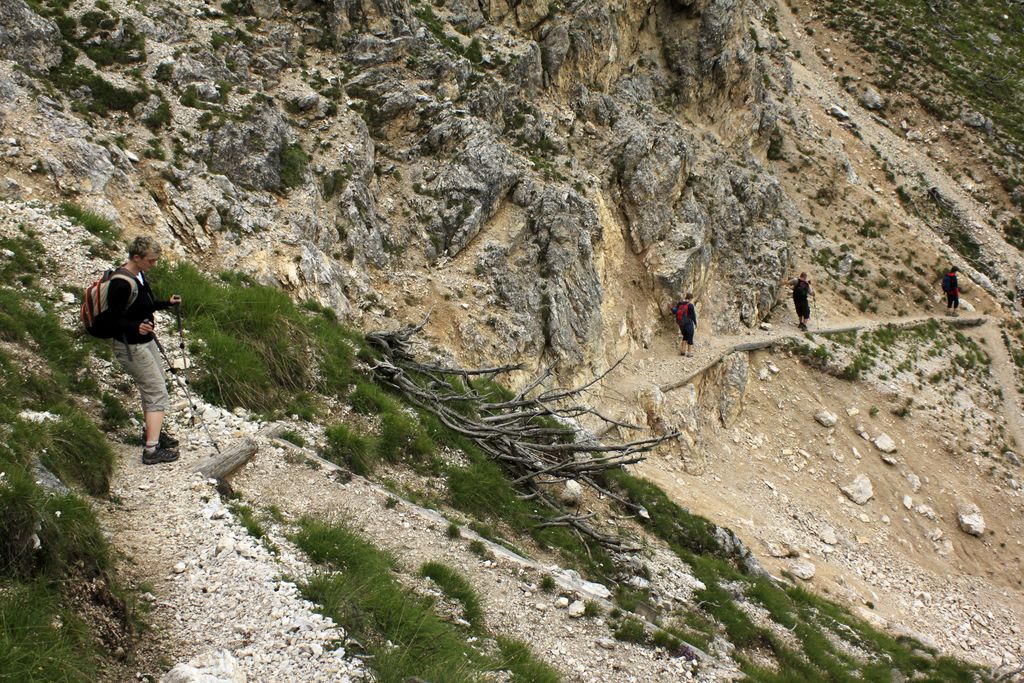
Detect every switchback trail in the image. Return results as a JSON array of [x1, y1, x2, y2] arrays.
[[655, 314, 985, 393], [603, 310, 1024, 457]]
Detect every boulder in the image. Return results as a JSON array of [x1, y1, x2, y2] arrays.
[[790, 559, 816, 581], [873, 433, 897, 453], [0, 0, 61, 74], [840, 474, 873, 505], [559, 480, 583, 507], [956, 503, 985, 537], [960, 110, 993, 134], [858, 86, 884, 111], [827, 104, 851, 120], [814, 409, 838, 427], [161, 650, 245, 683]]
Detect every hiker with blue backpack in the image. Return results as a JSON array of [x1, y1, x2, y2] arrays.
[[941, 267, 960, 317], [671, 294, 698, 357], [82, 237, 182, 465]]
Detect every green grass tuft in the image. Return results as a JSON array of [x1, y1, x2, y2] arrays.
[[292, 518, 557, 683], [323, 423, 377, 475], [419, 561, 484, 628]]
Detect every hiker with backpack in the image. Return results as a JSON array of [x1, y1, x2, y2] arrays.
[[789, 272, 814, 330], [671, 293, 698, 357], [83, 237, 182, 465], [941, 266, 960, 317]]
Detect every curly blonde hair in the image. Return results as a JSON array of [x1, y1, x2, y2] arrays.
[[128, 236, 162, 259]]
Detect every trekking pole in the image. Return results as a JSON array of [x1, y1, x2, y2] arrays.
[[153, 333, 222, 454], [174, 303, 187, 372]]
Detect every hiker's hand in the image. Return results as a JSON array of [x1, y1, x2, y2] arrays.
[[139, 321, 154, 335], [169, 295, 182, 305]]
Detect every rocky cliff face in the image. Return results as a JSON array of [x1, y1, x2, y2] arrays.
[[0, 0, 796, 379]]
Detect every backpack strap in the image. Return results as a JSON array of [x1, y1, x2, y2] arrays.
[[108, 268, 139, 309]]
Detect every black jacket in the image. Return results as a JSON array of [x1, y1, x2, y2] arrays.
[[107, 271, 172, 344]]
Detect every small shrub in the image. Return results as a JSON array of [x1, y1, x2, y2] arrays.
[[279, 143, 309, 190], [539, 574, 556, 592], [614, 617, 647, 644], [143, 99, 172, 130], [231, 503, 266, 540], [767, 126, 784, 160]]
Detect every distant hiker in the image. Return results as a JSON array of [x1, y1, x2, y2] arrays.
[[789, 272, 814, 330], [941, 266, 960, 317], [106, 237, 182, 465], [671, 294, 698, 357]]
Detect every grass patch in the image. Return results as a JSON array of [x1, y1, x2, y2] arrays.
[[292, 518, 557, 683], [419, 561, 484, 628], [0, 581, 101, 682], [613, 617, 647, 644], [323, 423, 376, 475], [59, 202, 121, 243], [152, 263, 366, 413]]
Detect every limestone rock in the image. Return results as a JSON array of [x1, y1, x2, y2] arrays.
[[859, 86, 884, 111], [559, 480, 583, 507], [957, 503, 985, 537], [161, 650, 245, 683], [814, 409, 838, 427], [0, 0, 62, 74], [567, 600, 585, 618], [718, 353, 749, 428], [828, 104, 851, 120], [960, 110, 993, 134], [840, 474, 874, 505], [790, 559, 816, 581], [873, 433, 897, 454], [205, 106, 293, 192]]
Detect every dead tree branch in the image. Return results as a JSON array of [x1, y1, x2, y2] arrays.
[[366, 323, 677, 552]]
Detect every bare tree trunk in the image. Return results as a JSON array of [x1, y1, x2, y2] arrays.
[[366, 319, 678, 552]]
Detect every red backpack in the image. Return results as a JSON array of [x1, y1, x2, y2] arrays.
[[80, 267, 138, 338], [674, 301, 692, 323]]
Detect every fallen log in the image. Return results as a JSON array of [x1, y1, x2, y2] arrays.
[[194, 423, 287, 479]]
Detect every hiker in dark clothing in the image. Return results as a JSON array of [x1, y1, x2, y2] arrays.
[[671, 293, 698, 357], [942, 267, 960, 317], [109, 236, 182, 465], [790, 272, 814, 330]]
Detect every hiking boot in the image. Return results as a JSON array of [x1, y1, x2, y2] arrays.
[[141, 446, 179, 465], [952, 310, 960, 317], [798, 323, 807, 331], [159, 431, 179, 449], [142, 431, 179, 448]]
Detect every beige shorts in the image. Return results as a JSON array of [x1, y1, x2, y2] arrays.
[[112, 339, 169, 413]]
